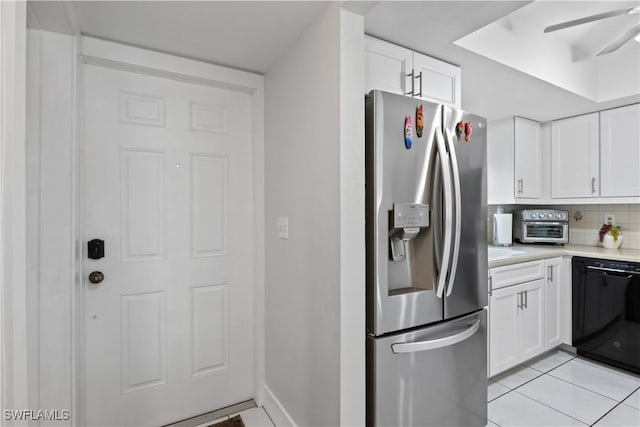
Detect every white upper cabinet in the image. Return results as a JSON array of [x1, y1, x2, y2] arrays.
[[600, 104, 640, 197], [365, 36, 461, 107], [364, 36, 413, 96], [489, 105, 639, 205], [487, 117, 542, 204], [514, 117, 542, 199], [412, 52, 461, 107], [551, 113, 599, 198]]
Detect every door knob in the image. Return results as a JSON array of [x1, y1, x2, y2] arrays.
[[88, 271, 104, 284]]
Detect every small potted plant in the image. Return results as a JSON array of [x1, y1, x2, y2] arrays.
[[599, 223, 623, 249]]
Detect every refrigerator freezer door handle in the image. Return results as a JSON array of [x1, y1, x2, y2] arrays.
[[444, 128, 461, 296], [391, 320, 480, 354], [435, 127, 453, 298]]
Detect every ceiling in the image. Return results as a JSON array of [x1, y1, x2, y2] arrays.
[[27, 1, 331, 74], [27, 1, 640, 122]]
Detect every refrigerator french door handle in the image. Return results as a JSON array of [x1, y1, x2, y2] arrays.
[[443, 128, 461, 296], [435, 127, 453, 298], [391, 320, 480, 354]]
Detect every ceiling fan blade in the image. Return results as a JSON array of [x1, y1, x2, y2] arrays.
[[597, 23, 640, 56], [544, 8, 633, 33]]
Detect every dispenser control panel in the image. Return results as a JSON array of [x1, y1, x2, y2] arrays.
[[392, 203, 429, 229]]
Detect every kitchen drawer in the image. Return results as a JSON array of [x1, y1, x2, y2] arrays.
[[489, 260, 545, 291]]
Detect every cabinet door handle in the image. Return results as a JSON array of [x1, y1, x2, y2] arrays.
[[517, 291, 522, 309], [517, 178, 523, 194], [592, 177, 597, 194], [547, 265, 554, 283], [524, 290, 528, 309], [488, 276, 493, 296], [406, 70, 415, 96], [415, 71, 423, 97]]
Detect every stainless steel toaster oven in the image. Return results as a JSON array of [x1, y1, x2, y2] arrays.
[[514, 209, 569, 244]]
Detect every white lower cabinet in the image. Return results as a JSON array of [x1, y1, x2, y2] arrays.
[[518, 279, 546, 361], [489, 278, 545, 376], [489, 286, 519, 374], [544, 257, 563, 349], [489, 257, 569, 377]]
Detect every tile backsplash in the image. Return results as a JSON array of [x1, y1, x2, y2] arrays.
[[488, 204, 640, 249], [566, 204, 639, 249]]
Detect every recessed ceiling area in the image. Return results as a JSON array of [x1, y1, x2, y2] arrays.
[[453, 1, 640, 103]]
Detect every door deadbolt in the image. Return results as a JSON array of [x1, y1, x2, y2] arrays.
[[87, 239, 105, 260], [88, 271, 104, 284]]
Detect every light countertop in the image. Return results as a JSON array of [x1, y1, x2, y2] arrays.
[[488, 243, 640, 268]]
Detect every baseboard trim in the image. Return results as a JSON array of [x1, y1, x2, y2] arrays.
[[262, 385, 297, 427]]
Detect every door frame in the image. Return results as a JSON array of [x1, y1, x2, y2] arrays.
[[73, 36, 265, 424]]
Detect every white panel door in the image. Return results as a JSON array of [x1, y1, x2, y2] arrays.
[[83, 64, 254, 426], [551, 113, 599, 198], [600, 104, 640, 197], [514, 117, 542, 199], [544, 257, 563, 350]]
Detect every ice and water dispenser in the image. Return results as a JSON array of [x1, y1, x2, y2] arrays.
[[387, 202, 432, 294], [389, 203, 429, 261]]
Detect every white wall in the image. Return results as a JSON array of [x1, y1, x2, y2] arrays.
[[1, 0, 29, 418], [25, 29, 76, 424], [338, 8, 365, 427], [596, 44, 640, 103], [486, 117, 515, 205], [264, 3, 365, 426]]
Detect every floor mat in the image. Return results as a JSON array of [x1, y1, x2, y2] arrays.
[[209, 415, 244, 427]]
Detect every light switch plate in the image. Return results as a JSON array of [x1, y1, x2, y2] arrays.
[[278, 217, 289, 239], [604, 214, 616, 225]]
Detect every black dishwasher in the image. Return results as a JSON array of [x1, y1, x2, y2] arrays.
[[573, 257, 640, 374]]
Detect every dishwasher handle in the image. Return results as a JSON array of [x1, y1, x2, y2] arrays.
[[587, 266, 640, 276], [391, 320, 480, 354]]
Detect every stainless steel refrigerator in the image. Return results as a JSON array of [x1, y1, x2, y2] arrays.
[[365, 90, 488, 426]]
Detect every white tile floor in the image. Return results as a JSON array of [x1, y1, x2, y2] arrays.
[[195, 406, 274, 427], [192, 351, 640, 427], [489, 349, 640, 426]]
